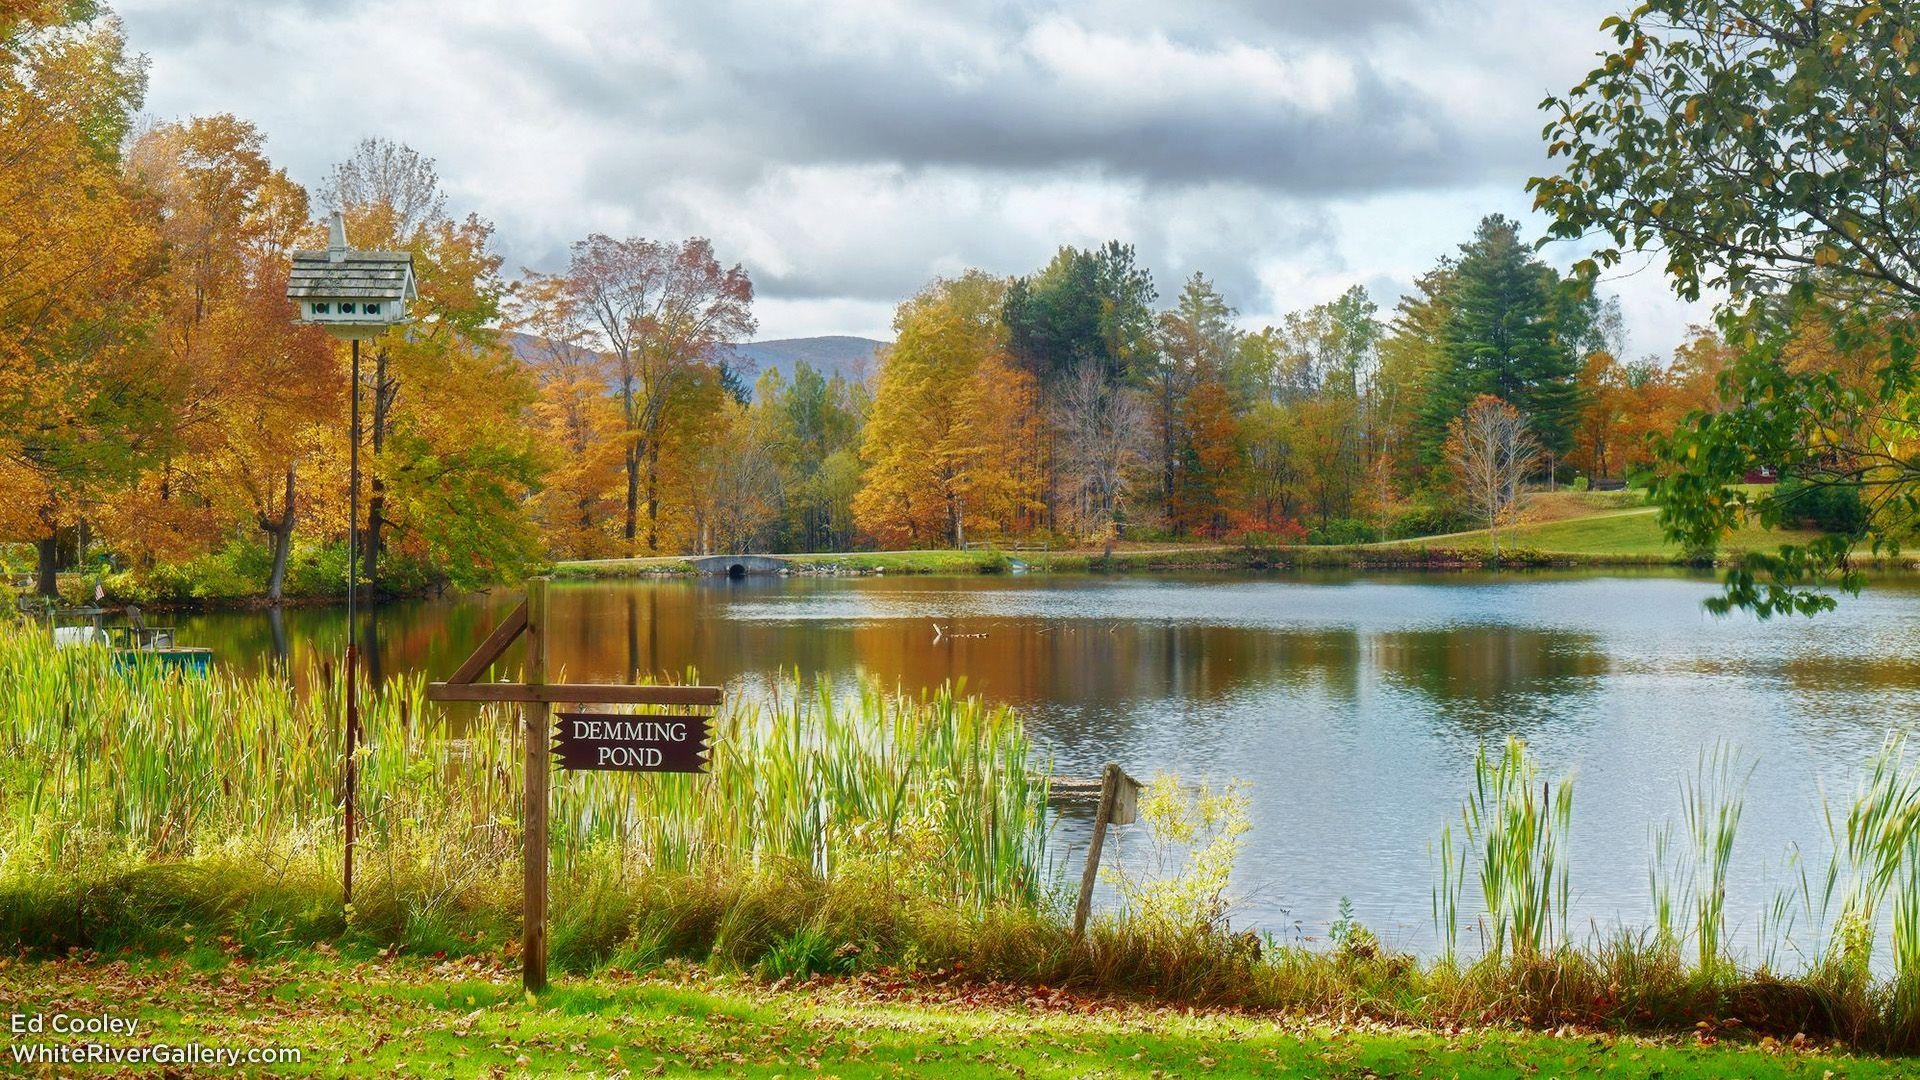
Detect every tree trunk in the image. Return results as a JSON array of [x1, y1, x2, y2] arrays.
[[1160, 379, 1176, 518], [645, 440, 660, 553], [364, 345, 397, 595], [35, 534, 57, 598], [624, 445, 640, 552], [259, 464, 297, 605], [364, 483, 385, 592]]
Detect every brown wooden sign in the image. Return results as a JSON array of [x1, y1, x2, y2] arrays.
[[553, 711, 711, 773]]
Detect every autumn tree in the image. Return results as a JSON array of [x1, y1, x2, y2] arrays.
[[1055, 362, 1147, 544], [109, 116, 335, 600], [1153, 274, 1240, 524], [552, 235, 755, 554], [1445, 396, 1541, 559], [324, 138, 542, 591], [512, 276, 627, 558], [0, 6, 167, 594], [1571, 350, 1631, 481], [1239, 400, 1300, 530], [1271, 287, 1380, 528], [855, 272, 1042, 548], [1170, 376, 1242, 537], [686, 392, 784, 554]]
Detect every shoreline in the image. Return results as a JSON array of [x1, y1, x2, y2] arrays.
[[24, 541, 1909, 613], [551, 541, 1913, 580]]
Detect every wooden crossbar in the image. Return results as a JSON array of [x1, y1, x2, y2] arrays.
[[445, 601, 528, 684]]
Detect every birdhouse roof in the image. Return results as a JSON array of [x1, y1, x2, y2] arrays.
[[287, 249, 417, 301]]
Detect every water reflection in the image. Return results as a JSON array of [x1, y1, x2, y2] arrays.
[[1372, 627, 1608, 737], [166, 571, 1920, 954]]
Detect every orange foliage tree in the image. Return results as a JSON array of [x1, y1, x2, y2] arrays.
[[511, 275, 627, 559], [544, 236, 756, 554], [108, 115, 335, 598], [323, 138, 542, 590]]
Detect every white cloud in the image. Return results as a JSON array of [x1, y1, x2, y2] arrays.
[[115, 0, 1709, 354]]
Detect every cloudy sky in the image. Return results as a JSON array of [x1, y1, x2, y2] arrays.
[[118, 0, 1711, 354]]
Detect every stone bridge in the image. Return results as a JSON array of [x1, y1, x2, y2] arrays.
[[689, 554, 789, 578]]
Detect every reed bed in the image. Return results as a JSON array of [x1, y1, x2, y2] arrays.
[[0, 624, 1049, 925]]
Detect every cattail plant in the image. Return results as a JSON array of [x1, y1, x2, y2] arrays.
[[1438, 737, 1573, 963], [0, 627, 1050, 913]]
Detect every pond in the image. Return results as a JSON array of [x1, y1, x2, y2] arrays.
[[164, 570, 1920, 956]]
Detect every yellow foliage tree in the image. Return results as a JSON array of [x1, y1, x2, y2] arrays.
[[854, 272, 1042, 548], [0, 10, 166, 593]]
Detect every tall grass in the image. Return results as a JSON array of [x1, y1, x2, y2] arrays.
[[1436, 738, 1572, 963], [37, 616, 1920, 1049], [1649, 743, 1751, 976], [0, 625, 1049, 918], [1816, 733, 1920, 1036]]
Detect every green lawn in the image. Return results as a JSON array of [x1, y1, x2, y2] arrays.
[[1389, 505, 1828, 559], [3, 955, 1914, 1078]]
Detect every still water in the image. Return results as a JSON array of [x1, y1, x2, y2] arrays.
[[169, 571, 1920, 954]]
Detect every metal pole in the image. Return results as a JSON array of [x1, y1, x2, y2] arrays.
[[344, 336, 360, 906]]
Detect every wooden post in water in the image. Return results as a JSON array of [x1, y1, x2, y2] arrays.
[[522, 576, 551, 994], [1072, 762, 1121, 940]]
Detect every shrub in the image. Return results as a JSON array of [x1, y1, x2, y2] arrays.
[[1225, 516, 1307, 550], [1777, 476, 1869, 535], [1103, 775, 1250, 942], [1383, 497, 1470, 541], [1306, 518, 1379, 546]]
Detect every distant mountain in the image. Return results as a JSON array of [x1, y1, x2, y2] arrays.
[[728, 336, 885, 389], [501, 330, 887, 397], [501, 329, 573, 367]]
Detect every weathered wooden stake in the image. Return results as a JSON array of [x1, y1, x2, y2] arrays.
[[522, 576, 550, 994], [1072, 762, 1122, 939]]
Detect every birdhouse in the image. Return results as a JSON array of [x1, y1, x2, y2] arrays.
[[287, 212, 416, 339]]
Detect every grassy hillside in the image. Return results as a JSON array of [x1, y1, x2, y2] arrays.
[[1391, 491, 1827, 558]]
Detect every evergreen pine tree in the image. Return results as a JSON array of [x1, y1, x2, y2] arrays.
[[1418, 215, 1582, 463]]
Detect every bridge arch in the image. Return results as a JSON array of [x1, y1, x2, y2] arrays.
[[690, 554, 788, 577]]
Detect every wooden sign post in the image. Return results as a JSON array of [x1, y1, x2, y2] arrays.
[[426, 576, 722, 993]]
